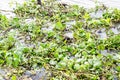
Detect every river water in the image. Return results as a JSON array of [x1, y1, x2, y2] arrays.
[[0, 0, 120, 18]]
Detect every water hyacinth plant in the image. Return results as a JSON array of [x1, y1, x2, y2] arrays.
[[0, 0, 120, 79]]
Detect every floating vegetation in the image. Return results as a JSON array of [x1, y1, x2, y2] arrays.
[[0, 0, 120, 80]]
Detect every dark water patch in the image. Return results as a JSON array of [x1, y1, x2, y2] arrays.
[[0, 69, 6, 80], [31, 68, 47, 80], [94, 23, 120, 39], [100, 50, 119, 55], [24, 70, 32, 77], [64, 31, 74, 39], [0, 11, 16, 19], [24, 18, 36, 24], [19, 67, 48, 80], [109, 23, 120, 34], [114, 76, 118, 80], [110, 27, 119, 34], [95, 28, 107, 39], [66, 20, 76, 30], [41, 22, 54, 32], [90, 10, 104, 18]]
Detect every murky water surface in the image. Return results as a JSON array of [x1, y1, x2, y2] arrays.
[[1, 0, 120, 18], [90, 10, 104, 18]]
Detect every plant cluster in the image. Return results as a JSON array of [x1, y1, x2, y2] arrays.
[[0, 0, 120, 79]]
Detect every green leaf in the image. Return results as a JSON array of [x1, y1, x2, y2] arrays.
[[11, 75, 17, 80], [54, 52, 59, 58], [116, 66, 120, 72], [0, 59, 4, 64], [55, 21, 64, 30], [83, 13, 90, 20], [74, 63, 80, 70]]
